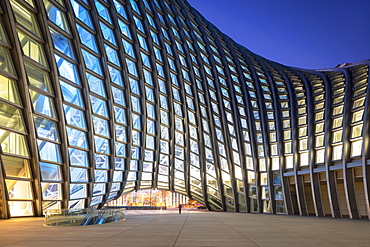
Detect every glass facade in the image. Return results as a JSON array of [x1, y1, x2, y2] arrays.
[[0, 0, 369, 220]]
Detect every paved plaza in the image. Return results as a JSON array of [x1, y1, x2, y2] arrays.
[[1, 209, 370, 246]]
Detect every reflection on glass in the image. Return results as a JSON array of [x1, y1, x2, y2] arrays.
[[68, 199, 85, 209], [90, 96, 108, 117], [94, 170, 107, 182]]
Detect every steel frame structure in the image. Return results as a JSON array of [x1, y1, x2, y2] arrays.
[[0, 0, 369, 219]]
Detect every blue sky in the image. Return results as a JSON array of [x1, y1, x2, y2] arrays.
[[187, 0, 370, 69]]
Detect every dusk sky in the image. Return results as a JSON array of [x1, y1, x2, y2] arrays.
[[187, 0, 370, 70]]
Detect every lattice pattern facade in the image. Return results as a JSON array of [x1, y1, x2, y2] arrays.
[[0, 0, 369, 219]]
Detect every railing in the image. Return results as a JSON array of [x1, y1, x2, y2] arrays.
[[44, 207, 125, 226]]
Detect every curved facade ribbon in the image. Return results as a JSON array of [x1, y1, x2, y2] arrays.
[[0, 0, 369, 219]]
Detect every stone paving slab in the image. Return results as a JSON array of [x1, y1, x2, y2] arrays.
[[1, 209, 370, 246]]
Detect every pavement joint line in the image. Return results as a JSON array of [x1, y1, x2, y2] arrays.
[[211, 212, 261, 247], [86, 213, 163, 247], [172, 211, 190, 247]]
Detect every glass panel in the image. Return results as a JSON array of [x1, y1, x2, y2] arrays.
[[105, 44, 120, 66], [8, 201, 33, 216], [70, 167, 88, 182], [0, 47, 15, 75], [114, 0, 127, 19], [90, 95, 108, 117], [0, 130, 29, 157], [63, 105, 86, 129], [81, 49, 102, 76], [94, 136, 110, 154], [42, 201, 61, 211], [40, 162, 62, 181], [116, 125, 126, 142], [17, 31, 47, 66], [2, 155, 31, 179], [54, 54, 80, 84], [111, 87, 125, 106], [0, 102, 25, 132], [11, 0, 40, 36], [90, 195, 103, 206], [0, 22, 8, 44], [70, 183, 87, 199], [66, 127, 88, 149], [114, 106, 126, 124], [44, 1, 70, 33], [41, 182, 61, 200], [118, 20, 131, 39], [351, 140, 362, 157], [0, 75, 20, 104], [76, 24, 98, 53], [50, 28, 74, 59], [100, 22, 116, 45], [29, 90, 56, 118], [93, 116, 110, 137], [69, 148, 88, 167], [115, 158, 125, 170], [126, 59, 137, 76], [70, 0, 94, 29], [6, 179, 33, 199], [131, 96, 141, 113], [96, 154, 109, 169], [116, 142, 126, 157], [95, 1, 112, 24], [109, 66, 123, 86], [25, 62, 52, 93], [37, 140, 61, 163], [87, 73, 106, 97], [60, 81, 84, 107], [132, 113, 141, 130], [113, 171, 123, 182], [94, 170, 107, 182], [93, 183, 105, 195]]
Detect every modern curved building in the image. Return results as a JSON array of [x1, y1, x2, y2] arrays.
[[0, 0, 369, 219]]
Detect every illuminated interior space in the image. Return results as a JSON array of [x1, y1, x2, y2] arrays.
[[106, 189, 196, 208]]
